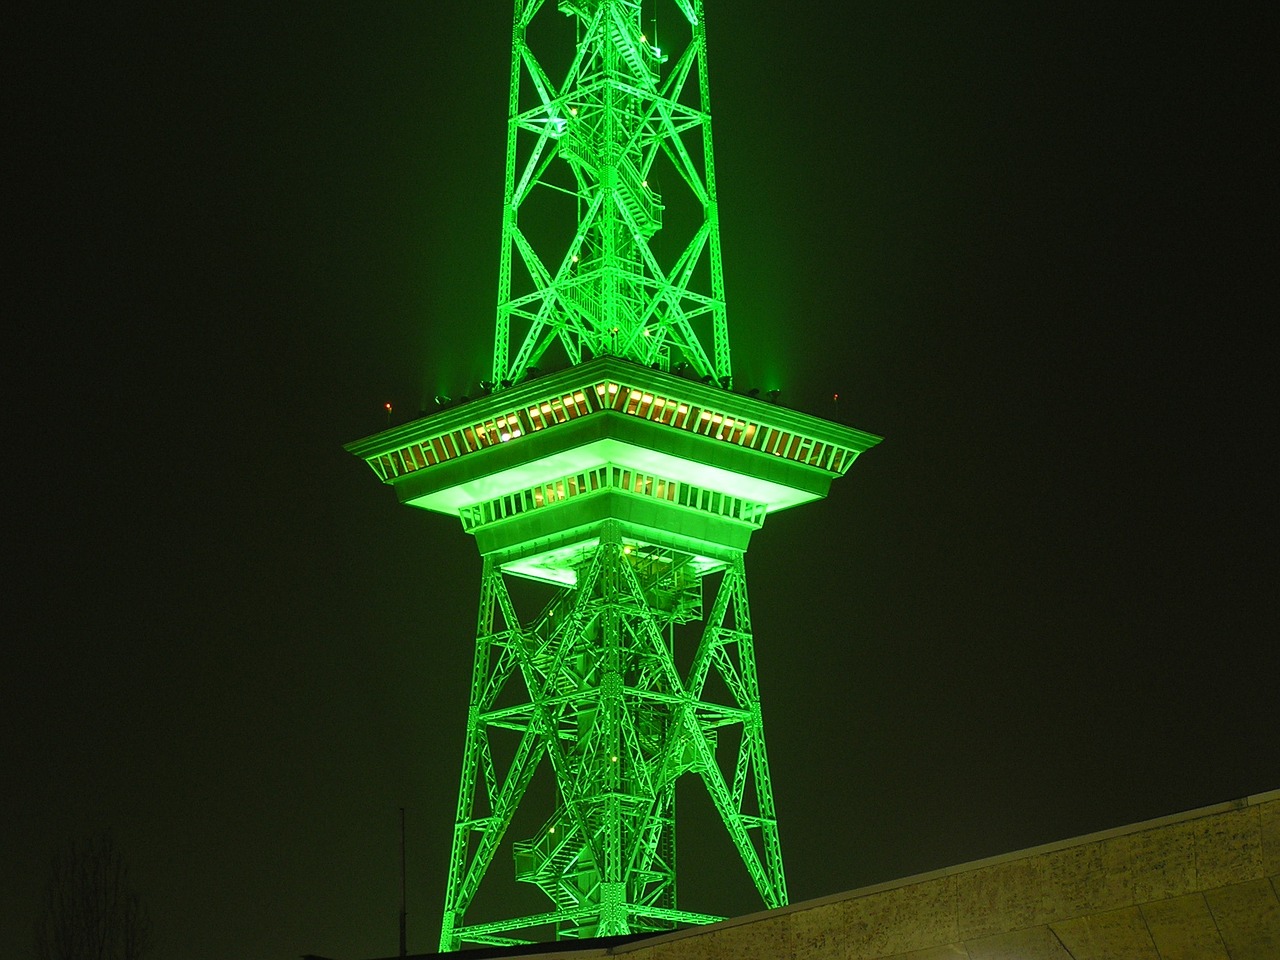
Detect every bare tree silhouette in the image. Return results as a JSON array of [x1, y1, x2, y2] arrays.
[[35, 833, 152, 960]]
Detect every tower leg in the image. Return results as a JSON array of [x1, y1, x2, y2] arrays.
[[685, 554, 788, 908], [439, 556, 545, 951], [440, 532, 786, 949]]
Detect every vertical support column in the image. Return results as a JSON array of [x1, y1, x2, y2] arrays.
[[726, 555, 787, 907], [693, 0, 731, 383], [684, 553, 788, 909], [440, 558, 546, 951], [493, 3, 526, 384], [440, 559, 501, 951], [597, 520, 630, 936]]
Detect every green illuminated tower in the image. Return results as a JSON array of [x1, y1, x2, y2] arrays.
[[347, 0, 880, 950]]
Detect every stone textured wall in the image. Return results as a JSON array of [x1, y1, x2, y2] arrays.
[[610, 790, 1280, 960]]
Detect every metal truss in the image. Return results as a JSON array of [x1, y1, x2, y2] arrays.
[[492, 0, 732, 388], [440, 523, 786, 950]]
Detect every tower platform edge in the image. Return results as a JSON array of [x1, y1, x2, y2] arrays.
[[346, 357, 881, 582]]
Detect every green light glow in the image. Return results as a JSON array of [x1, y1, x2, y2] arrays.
[[346, 1, 882, 950], [347, 359, 880, 527], [440, 529, 784, 948], [491, 0, 731, 387]]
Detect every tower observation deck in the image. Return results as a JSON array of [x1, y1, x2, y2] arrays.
[[346, 0, 881, 950]]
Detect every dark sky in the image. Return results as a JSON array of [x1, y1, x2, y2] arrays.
[[7, 3, 1276, 959]]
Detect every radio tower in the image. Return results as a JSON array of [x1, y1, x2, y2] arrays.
[[347, 0, 880, 950]]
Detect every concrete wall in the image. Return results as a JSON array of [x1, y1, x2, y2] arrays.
[[608, 789, 1280, 960]]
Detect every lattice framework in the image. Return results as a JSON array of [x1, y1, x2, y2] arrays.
[[493, 0, 731, 387], [343, 0, 882, 948], [440, 525, 785, 948]]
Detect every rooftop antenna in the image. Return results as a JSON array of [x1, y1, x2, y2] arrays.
[[398, 807, 407, 957]]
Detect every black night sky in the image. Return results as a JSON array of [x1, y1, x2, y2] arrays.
[[7, 3, 1276, 958]]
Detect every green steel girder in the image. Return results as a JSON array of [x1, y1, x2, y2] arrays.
[[439, 525, 785, 949], [340, 0, 882, 950], [341, 0, 881, 950], [493, 0, 731, 388]]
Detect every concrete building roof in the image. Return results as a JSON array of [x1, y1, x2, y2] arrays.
[[393, 788, 1279, 960]]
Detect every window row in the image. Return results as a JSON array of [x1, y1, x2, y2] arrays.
[[594, 381, 853, 472], [368, 378, 854, 482], [458, 465, 768, 533], [370, 387, 597, 481]]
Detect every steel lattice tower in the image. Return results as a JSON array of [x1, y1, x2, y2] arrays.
[[347, 0, 880, 950]]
